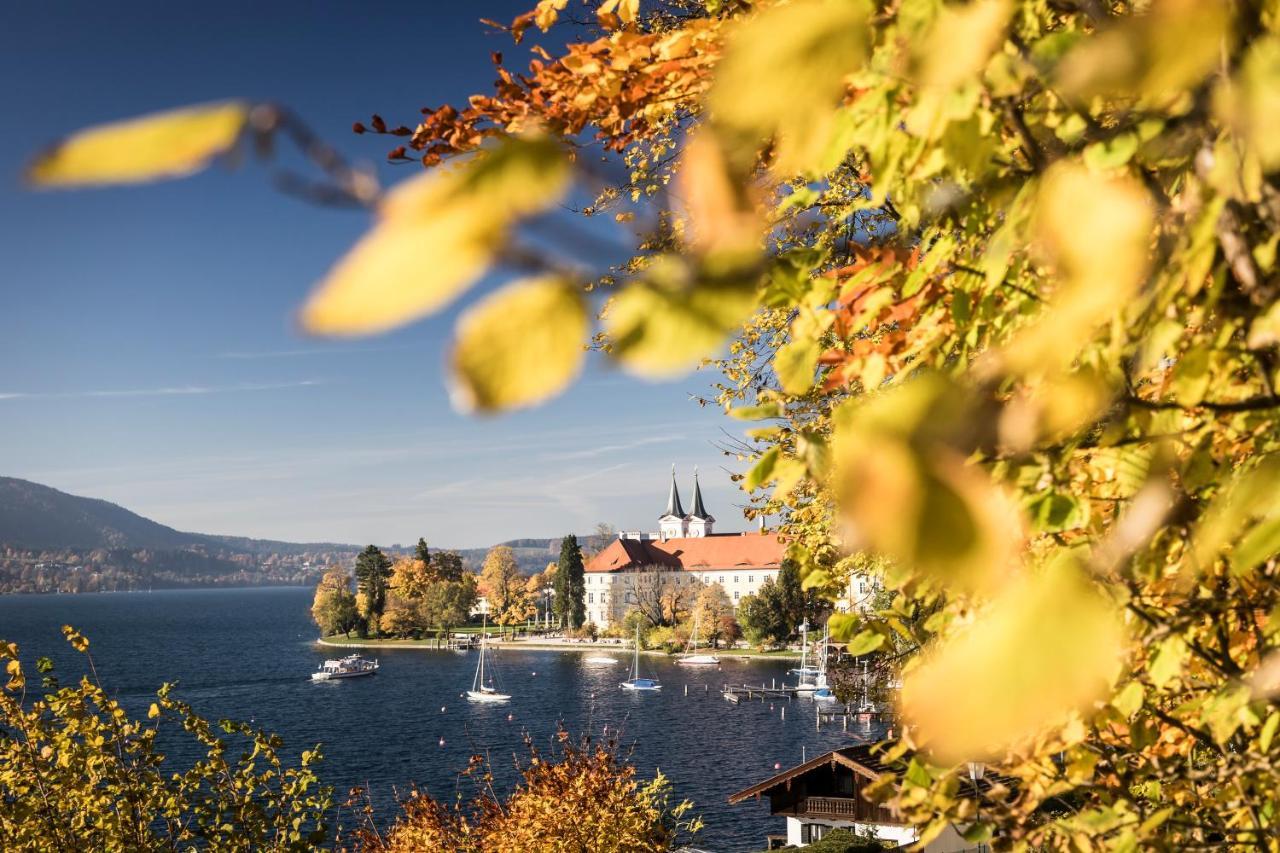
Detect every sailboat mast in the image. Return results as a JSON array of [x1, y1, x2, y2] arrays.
[[634, 624, 641, 679]]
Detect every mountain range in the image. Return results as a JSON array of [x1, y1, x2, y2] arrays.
[[0, 477, 565, 594]]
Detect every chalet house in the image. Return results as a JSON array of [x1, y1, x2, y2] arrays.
[[729, 742, 1003, 851]]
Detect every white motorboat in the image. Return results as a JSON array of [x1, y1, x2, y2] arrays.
[[620, 625, 661, 691], [466, 616, 511, 702], [311, 654, 378, 681], [676, 610, 720, 666], [584, 655, 619, 664]]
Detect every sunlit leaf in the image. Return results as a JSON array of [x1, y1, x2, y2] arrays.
[[916, 0, 1011, 92], [831, 376, 1022, 591], [1056, 0, 1233, 102], [301, 135, 572, 337], [1220, 36, 1280, 173], [902, 555, 1124, 762], [448, 277, 587, 414], [744, 447, 781, 492], [674, 132, 762, 260], [707, 0, 870, 176], [27, 101, 248, 187], [605, 263, 759, 377], [1002, 164, 1153, 375]]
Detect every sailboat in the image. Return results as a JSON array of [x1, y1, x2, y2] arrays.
[[466, 616, 511, 703], [790, 622, 818, 693], [676, 610, 720, 666], [812, 621, 838, 702], [620, 624, 662, 691]]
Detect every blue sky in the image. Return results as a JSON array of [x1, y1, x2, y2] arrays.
[[0, 2, 746, 548]]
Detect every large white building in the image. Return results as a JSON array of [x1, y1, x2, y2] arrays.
[[583, 468, 786, 627]]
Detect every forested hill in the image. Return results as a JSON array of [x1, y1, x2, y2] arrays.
[[0, 477, 596, 592], [0, 476, 212, 550], [0, 477, 361, 593]]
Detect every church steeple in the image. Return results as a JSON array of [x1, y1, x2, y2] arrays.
[[686, 467, 715, 537], [659, 465, 688, 539], [662, 465, 685, 519]]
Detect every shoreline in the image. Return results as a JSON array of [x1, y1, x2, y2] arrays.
[[316, 637, 801, 662]]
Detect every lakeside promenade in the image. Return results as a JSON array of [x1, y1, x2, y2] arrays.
[[317, 634, 801, 661]]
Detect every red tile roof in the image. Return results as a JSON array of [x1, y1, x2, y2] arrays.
[[585, 532, 785, 573]]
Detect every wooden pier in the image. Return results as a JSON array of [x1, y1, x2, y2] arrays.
[[721, 680, 799, 704]]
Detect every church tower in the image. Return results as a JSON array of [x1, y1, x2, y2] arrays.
[[658, 465, 688, 539], [685, 467, 715, 537]]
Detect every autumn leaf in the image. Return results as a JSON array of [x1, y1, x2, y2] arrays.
[[448, 277, 588, 413], [902, 554, 1124, 763], [27, 101, 249, 187], [1055, 0, 1233, 102], [707, 0, 870, 176], [300, 135, 572, 337], [1000, 163, 1153, 375], [605, 261, 759, 378]]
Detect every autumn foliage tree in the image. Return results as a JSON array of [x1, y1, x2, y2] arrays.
[[31, 0, 1280, 848], [353, 732, 700, 853], [0, 628, 332, 851]]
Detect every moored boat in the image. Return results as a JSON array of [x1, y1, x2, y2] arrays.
[[675, 610, 720, 666], [620, 625, 662, 691], [466, 615, 511, 702], [311, 654, 378, 681]]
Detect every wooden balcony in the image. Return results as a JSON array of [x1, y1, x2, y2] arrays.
[[799, 795, 861, 819]]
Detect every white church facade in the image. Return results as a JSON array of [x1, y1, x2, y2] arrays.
[[583, 468, 787, 628]]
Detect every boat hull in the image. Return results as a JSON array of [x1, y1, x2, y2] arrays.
[[311, 669, 376, 681], [676, 654, 720, 666], [620, 680, 662, 691], [466, 689, 511, 702]]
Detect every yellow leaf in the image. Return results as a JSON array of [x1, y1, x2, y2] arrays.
[[28, 101, 248, 187], [148, 703, 161, 719], [301, 135, 572, 337], [1001, 163, 1153, 375], [448, 277, 588, 413], [831, 376, 1022, 591], [1219, 36, 1280, 173], [605, 262, 759, 378], [916, 0, 1012, 92], [708, 0, 870, 176], [674, 133, 762, 260], [1056, 0, 1233, 102], [902, 555, 1124, 762]]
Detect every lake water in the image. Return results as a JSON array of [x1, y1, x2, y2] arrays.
[[0, 587, 884, 851]]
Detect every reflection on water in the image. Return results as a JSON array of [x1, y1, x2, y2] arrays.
[[0, 587, 885, 851]]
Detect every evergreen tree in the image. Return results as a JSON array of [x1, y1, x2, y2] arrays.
[[353, 545, 393, 636], [414, 537, 430, 568], [555, 534, 586, 629]]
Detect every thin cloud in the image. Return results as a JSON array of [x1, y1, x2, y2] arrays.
[[539, 435, 685, 461], [0, 380, 324, 401], [217, 344, 414, 359]]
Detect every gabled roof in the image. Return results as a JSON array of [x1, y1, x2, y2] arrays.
[[728, 740, 1017, 805], [661, 467, 685, 520], [728, 743, 894, 804], [585, 532, 785, 573]]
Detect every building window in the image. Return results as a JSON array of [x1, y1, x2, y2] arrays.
[[734, 575, 740, 582], [588, 593, 594, 604], [734, 591, 739, 600], [801, 824, 832, 844], [748, 575, 754, 583], [719, 576, 724, 584]]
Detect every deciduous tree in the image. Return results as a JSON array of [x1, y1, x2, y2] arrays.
[[479, 545, 525, 625], [311, 568, 359, 637]]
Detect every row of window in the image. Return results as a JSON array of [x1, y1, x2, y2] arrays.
[[586, 573, 763, 584]]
